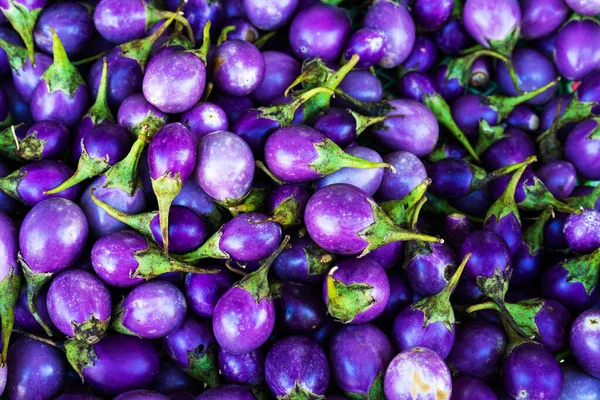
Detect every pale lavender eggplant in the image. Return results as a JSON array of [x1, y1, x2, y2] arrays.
[[251, 51, 300, 104], [213, 40, 265, 97], [265, 336, 329, 398], [563, 208, 600, 253], [565, 119, 600, 181], [244, 0, 297, 30], [565, 0, 600, 15], [33, 2, 94, 56], [180, 102, 228, 143], [463, 0, 521, 48], [559, 362, 600, 399], [571, 309, 600, 379], [185, 268, 234, 318], [337, 70, 383, 103], [117, 93, 168, 136], [344, 27, 387, 68], [521, 0, 569, 39], [362, 0, 416, 68], [218, 347, 265, 386], [554, 18, 600, 81], [376, 151, 427, 201]]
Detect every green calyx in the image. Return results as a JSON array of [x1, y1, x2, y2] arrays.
[[560, 247, 600, 296], [411, 253, 471, 332], [469, 156, 537, 193], [518, 174, 582, 214], [64, 339, 97, 381], [111, 299, 137, 337], [0, 165, 26, 203], [90, 189, 155, 237], [19, 254, 54, 336], [72, 313, 110, 345], [15, 130, 46, 161], [309, 138, 395, 178], [423, 93, 479, 162], [44, 143, 112, 195], [258, 194, 302, 227], [488, 25, 521, 59], [186, 343, 220, 387], [445, 49, 508, 88], [522, 207, 554, 256], [348, 109, 396, 136], [345, 372, 385, 400], [0, 36, 28, 72], [258, 87, 334, 127], [589, 117, 600, 140], [483, 78, 560, 121], [279, 380, 326, 400], [151, 171, 184, 256], [285, 58, 335, 96], [131, 109, 168, 138], [175, 230, 229, 264], [484, 157, 536, 226], [357, 197, 443, 258], [132, 237, 220, 279], [0, 124, 25, 162], [189, 21, 212, 65], [85, 58, 114, 127], [0, 0, 42, 63], [326, 267, 375, 323], [476, 120, 508, 156], [234, 235, 291, 302], [42, 29, 86, 97], [304, 243, 335, 277], [500, 314, 537, 356], [0, 266, 21, 364], [145, 2, 195, 46], [567, 183, 600, 210], [380, 178, 431, 227], [423, 192, 484, 223], [0, 110, 12, 131], [103, 135, 148, 196], [226, 186, 267, 216], [160, 20, 194, 51], [536, 92, 597, 144], [333, 90, 395, 117]]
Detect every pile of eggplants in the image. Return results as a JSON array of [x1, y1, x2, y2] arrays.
[[0, 0, 600, 398]]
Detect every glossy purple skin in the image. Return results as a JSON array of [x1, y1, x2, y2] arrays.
[[484, 213, 522, 256], [565, 119, 600, 181], [20, 198, 88, 274], [153, 360, 199, 395], [275, 282, 325, 333], [31, 80, 90, 127], [469, 56, 492, 87], [213, 286, 275, 354], [507, 104, 539, 132], [251, 51, 300, 105], [451, 94, 498, 139], [173, 180, 219, 220], [371, 99, 439, 157], [196, 385, 256, 400], [11, 160, 81, 206], [559, 362, 600, 399], [231, 109, 280, 156], [185, 268, 233, 318], [446, 321, 507, 380], [536, 161, 577, 199], [163, 315, 216, 371], [450, 188, 493, 219], [329, 324, 393, 396], [0, 210, 16, 285], [0, 27, 22, 76], [397, 71, 437, 102], [541, 262, 594, 312], [521, 0, 569, 39], [337, 70, 383, 104], [213, 40, 265, 97], [364, 241, 404, 271], [93, 0, 148, 44], [88, 47, 143, 110], [323, 258, 390, 323], [563, 208, 600, 253], [378, 274, 413, 320], [289, 3, 350, 62], [413, 0, 453, 30], [496, 48, 557, 106], [433, 19, 473, 55], [80, 175, 147, 238], [431, 64, 464, 102], [166, 0, 224, 40], [150, 206, 208, 253], [534, 299, 572, 353], [11, 52, 52, 103], [376, 151, 427, 201], [114, 390, 168, 400], [224, 0, 244, 18], [406, 242, 455, 297], [179, 102, 228, 143], [71, 116, 95, 161], [34, 2, 94, 56], [46, 269, 111, 337], [503, 342, 563, 399], [428, 158, 474, 198], [218, 347, 265, 386], [91, 230, 148, 287], [244, 0, 297, 30], [265, 336, 329, 398], [120, 280, 187, 339], [313, 108, 357, 148], [84, 122, 132, 165], [222, 17, 259, 43], [442, 214, 475, 251], [14, 286, 55, 333], [315, 146, 385, 196], [579, 70, 600, 115], [570, 185, 600, 211], [571, 309, 600, 379], [21, 120, 70, 159], [451, 377, 496, 400], [220, 212, 282, 262], [117, 93, 167, 133], [148, 123, 196, 181], [554, 19, 600, 81], [143, 52, 206, 114], [6, 337, 67, 400], [344, 27, 386, 68], [392, 305, 456, 359], [1, 81, 32, 128], [362, 0, 416, 68], [384, 347, 452, 400], [402, 36, 438, 73], [268, 184, 309, 216], [83, 334, 160, 395], [482, 128, 536, 170], [459, 230, 510, 283], [463, 0, 521, 48], [195, 130, 254, 203], [272, 237, 327, 284], [211, 92, 254, 123], [566, 0, 600, 15], [511, 241, 543, 287]]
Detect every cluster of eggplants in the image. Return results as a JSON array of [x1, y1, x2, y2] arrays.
[[1, 0, 600, 399]]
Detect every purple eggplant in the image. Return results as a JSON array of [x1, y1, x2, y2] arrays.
[[463, 0, 521, 53], [114, 391, 168, 400], [118, 93, 168, 137], [212, 39, 264, 97], [313, 107, 389, 149], [244, 0, 297, 30], [197, 385, 256, 400], [260, 184, 309, 228], [251, 51, 300, 105], [397, 71, 437, 102], [433, 17, 473, 55], [91, 230, 218, 288], [565, 118, 600, 181], [185, 268, 234, 318], [554, 17, 600, 81], [442, 213, 475, 251], [14, 285, 54, 334], [0, 211, 20, 363], [113, 280, 187, 339], [265, 336, 329, 399], [218, 347, 265, 386], [0, 26, 23, 76], [376, 151, 427, 202], [219, 17, 259, 44], [452, 377, 496, 400], [565, 0, 600, 15], [405, 240, 456, 297], [521, 0, 569, 39], [563, 208, 600, 253], [413, 0, 452, 30], [507, 104, 539, 132], [14, 120, 70, 161], [469, 56, 492, 87], [0, 0, 47, 62], [272, 236, 334, 285], [536, 161, 578, 200], [384, 347, 452, 400], [272, 281, 326, 333], [571, 309, 600, 379], [338, 69, 383, 103], [165, 0, 223, 40], [344, 27, 386, 68], [33, 2, 94, 56], [179, 101, 228, 143], [559, 361, 600, 399], [46, 269, 111, 343], [153, 360, 200, 396], [163, 314, 220, 387]]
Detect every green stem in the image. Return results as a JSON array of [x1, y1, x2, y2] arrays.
[[0, 0, 42, 63], [0, 267, 21, 364], [151, 172, 183, 256], [0, 36, 28, 72], [72, 50, 108, 66], [154, 10, 195, 46], [258, 87, 334, 126], [85, 57, 113, 125], [175, 231, 228, 264], [44, 145, 111, 194], [438, 253, 471, 302], [487, 79, 560, 120], [217, 25, 236, 46], [380, 178, 431, 227], [255, 161, 284, 185], [103, 136, 148, 196], [253, 30, 277, 50], [19, 255, 53, 337], [190, 21, 211, 64], [90, 189, 155, 238], [465, 301, 501, 314]]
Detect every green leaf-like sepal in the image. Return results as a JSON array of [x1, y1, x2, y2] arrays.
[[0, 266, 21, 364], [42, 30, 86, 97], [488, 25, 520, 59], [561, 248, 600, 296], [505, 299, 545, 340], [0, 124, 23, 162], [326, 273, 375, 324], [285, 57, 335, 95], [380, 178, 431, 227], [280, 380, 326, 400], [176, 230, 229, 264], [64, 339, 97, 381], [111, 298, 137, 337], [19, 254, 54, 336], [522, 207, 554, 256], [332, 90, 394, 117], [91, 192, 154, 238], [567, 184, 600, 210], [0, 166, 26, 203], [16, 130, 45, 161], [186, 343, 220, 387], [72, 313, 110, 344], [85, 57, 114, 126], [345, 372, 385, 400], [151, 171, 184, 255], [518, 175, 582, 214], [258, 87, 334, 127], [485, 158, 534, 225], [102, 137, 147, 197], [0, 36, 28, 72], [304, 243, 335, 277], [226, 186, 267, 216], [536, 93, 597, 145], [0, 1, 42, 63], [476, 120, 508, 156], [445, 49, 507, 88], [483, 78, 559, 121]]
